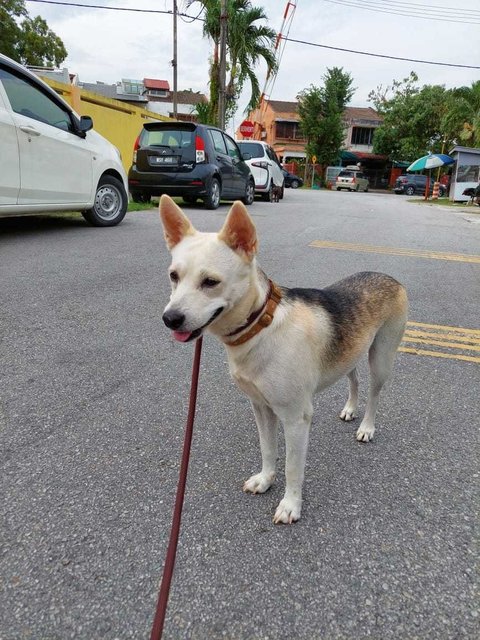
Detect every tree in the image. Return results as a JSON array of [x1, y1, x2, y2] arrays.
[[187, 0, 276, 126], [0, 0, 67, 67], [297, 67, 355, 172], [442, 81, 480, 148], [369, 73, 480, 161]]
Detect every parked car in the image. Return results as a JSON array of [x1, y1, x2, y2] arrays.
[[394, 174, 446, 197], [0, 53, 128, 226], [282, 169, 303, 189], [236, 140, 285, 201], [128, 122, 254, 209], [335, 166, 369, 192]]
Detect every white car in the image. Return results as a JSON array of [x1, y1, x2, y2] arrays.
[[335, 166, 369, 193], [0, 53, 129, 226], [236, 140, 285, 201]]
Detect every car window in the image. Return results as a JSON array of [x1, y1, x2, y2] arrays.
[[223, 134, 241, 162], [266, 146, 280, 165], [208, 129, 227, 155], [0, 65, 74, 133], [237, 142, 264, 159], [338, 170, 353, 177], [142, 128, 192, 148]]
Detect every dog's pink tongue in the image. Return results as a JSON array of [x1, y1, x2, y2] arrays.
[[173, 330, 192, 342]]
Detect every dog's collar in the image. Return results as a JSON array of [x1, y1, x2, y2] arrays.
[[223, 280, 282, 347]]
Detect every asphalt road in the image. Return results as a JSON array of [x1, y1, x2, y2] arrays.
[[1, 190, 479, 640]]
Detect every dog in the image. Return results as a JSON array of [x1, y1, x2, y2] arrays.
[[159, 195, 408, 524], [271, 185, 282, 202]]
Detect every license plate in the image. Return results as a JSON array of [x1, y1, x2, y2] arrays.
[[150, 155, 178, 165]]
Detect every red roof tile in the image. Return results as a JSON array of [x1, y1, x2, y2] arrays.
[[143, 78, 170, 91]]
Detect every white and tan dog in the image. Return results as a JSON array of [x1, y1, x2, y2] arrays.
[[159, 195, 408, 524]]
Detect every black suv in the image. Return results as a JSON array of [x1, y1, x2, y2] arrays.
[[128, 122, 255, 209], [394, 174, 446, 197]]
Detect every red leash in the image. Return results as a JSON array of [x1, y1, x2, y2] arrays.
[[150, 336, 203, 640]]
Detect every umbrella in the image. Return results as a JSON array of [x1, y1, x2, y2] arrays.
[[407, 152, 455, 199], [407, 152, 454, 172]]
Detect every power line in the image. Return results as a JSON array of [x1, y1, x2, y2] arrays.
[[320, 0, 480, 24], [355, 0, 480, 14], [26, 0, 204, 20], [25, 0, 480, 69], [282, 36, 480, 69]]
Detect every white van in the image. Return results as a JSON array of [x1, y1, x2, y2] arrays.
[[0, 53, 129, 226], [236, 140, 285, 201]]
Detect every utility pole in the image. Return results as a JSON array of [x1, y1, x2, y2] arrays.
[[172, 0, 178, 119], [218, 0, 227, 129]]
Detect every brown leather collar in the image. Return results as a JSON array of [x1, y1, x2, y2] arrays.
[[224, 280, 282, 347]]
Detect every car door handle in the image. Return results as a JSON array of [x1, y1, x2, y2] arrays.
[[20, 125, 41, 137]]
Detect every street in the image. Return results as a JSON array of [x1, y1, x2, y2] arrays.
[[1, 190, 479, 639]]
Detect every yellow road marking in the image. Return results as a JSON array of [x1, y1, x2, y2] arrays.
[[407, 321, 480, 335], [404, 330, 480, 345], [402, 337, 480, 352], [398, 347, 480, 364], [400, 322, 480, 364], [309, 240, 480, 264]]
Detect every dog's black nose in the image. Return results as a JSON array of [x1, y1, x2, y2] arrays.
[[162, 310, 185, 330]]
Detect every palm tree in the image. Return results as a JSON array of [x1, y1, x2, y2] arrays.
[[187, 0, 277, 125], [442, 81, 480, 148]]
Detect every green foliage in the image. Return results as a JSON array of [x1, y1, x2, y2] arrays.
[[187, 0, 276, 127], [369, 73, 480, 161], [297, 67, 354, 169], [0, 0, 67, 66]]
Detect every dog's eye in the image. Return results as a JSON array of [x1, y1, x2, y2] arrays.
[[169, 270, 179, 283], [201, 277, 220, 289]]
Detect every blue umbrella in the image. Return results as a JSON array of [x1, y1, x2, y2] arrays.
[[407, 152, 455, 172]]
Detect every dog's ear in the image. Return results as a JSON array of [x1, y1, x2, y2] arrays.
[[159, 194, 195, 250], [218, 201, 258, 261]]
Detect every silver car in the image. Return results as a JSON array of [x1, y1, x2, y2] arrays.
[[335, 167, 369, 192]]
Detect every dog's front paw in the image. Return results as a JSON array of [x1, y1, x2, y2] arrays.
[[356, 422, 375, 442], [273, 497, 302, 524], [243, 472, 275, 494], [340, 405, 357, 421]]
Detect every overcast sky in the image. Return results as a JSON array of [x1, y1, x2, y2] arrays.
[[25, 0, 480, 127]]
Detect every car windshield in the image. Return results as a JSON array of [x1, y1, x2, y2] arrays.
[[338, 170, 354, 177], [141, 128, 193, 148], [237, 142, 264, 159]]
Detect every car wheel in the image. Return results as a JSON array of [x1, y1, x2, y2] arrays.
[[183, 195, 198, 204], [405, 186, 415, 196], [204, 177, 221, 210], [438, 187, 445, 197], [291, 179, 300, 189], [242, 179, 255, 206], [131, 191, 150, 203], [82, 175, 128, 227], [364, 186, 369, 192], [336, 187, 341, 191]]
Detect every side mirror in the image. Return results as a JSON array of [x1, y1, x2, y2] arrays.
[[242, 152, 252, 161], [79, 115, 93, 133]]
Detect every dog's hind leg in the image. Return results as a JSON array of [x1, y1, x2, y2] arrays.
[[340, 368, 359, 421], [356, 316, 406, 442], [243, 402, 278, 494]]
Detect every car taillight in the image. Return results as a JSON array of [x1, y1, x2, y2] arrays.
[[252, 161, 269, 169], [351, 177, 356, 184], [195, 135, 206, 163], [133, 134, 140, 163]]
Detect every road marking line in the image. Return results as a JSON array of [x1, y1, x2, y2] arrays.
[[309, 240, 480, 264], [398, 347, 480, 364], [402, 337, 480, 352], [400, 321, 480, 364], [404, 330, 480, 345], [407, 321, 480, 335]]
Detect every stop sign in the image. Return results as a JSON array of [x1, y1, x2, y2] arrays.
[[239, 120, 255, 138]]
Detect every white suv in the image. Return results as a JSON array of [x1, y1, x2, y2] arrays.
[[0, 53, 129, 226], [236, 140, 285, 201]]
